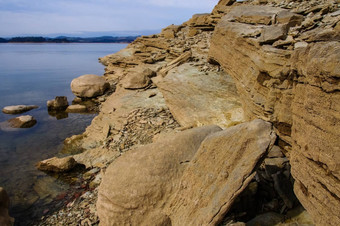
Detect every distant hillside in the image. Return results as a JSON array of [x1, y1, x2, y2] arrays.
[[0, 36, 139, 43]]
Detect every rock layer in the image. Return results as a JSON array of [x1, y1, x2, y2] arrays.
[[209, 1, 340, 225]]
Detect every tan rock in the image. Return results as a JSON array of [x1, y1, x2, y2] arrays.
[[259, 24, 288, 44], [159, 51, 192, 77], [47, 96, 68, 110], [71, 74, 110, 98], [66, 104, 87, 113], [2, 105, 38, 114], [122, 71, 151, 90], [154, 63, 244, 128], [36, 156, 77, 172], [167, 119, 276, 225], [97, 125, 222, 226], [7, 115, 37, 128]]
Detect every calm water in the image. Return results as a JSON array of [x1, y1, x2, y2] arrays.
[[0, 43, 127, 221]]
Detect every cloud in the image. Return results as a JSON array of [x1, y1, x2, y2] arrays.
[[0, 0, 218, 36]]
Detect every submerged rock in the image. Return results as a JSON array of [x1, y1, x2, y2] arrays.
[[0, 187, 14, 226], [47, 96, 69, 111], [7, 115, 37, 128], [2, 105, 38, 114], [71, 74, 110, 98], [36, 156, 77, 173]]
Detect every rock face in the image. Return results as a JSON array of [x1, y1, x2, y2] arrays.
[[97, 125, 222, 226], [209, 1, 340, 225], [47, 96, 69, 110], [2, 105, 38, 114], [154, 63, 244, 128], [0, 187, 14, 226], [167, 119, 276, 225], [7, 115, 37, 128], [71, 74, 110, 98], [36, 156, 77, 172]]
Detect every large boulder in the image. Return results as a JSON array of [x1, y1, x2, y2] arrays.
[[97, 125, 222, 226], [166, 119, 276, 225], [71, 74, 110, 98], [0, 187, 14, 226], [2, 105, 38, 114]]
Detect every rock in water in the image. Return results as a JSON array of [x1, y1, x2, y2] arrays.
[[7, 115, 37, 128], [47, 96, 69, 110], [0, 187, 14, 226], [71, 74, 109, 98], [66, 104, 87, 113], [97, 125, 222, 226], [2, 105, 38, 114], [36, 156, 77, 172], [167, 119, 276, 225]]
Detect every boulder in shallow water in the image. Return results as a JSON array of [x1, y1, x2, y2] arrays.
[[7, 115, 37, 128], [71, 74, 110, 98], [2, 105, 38, 114], [47, 96, 69, 110], [36, 156, 77, 173], [0, 187, 14, 226]]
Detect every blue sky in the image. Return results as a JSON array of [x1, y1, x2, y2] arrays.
[[0, 0, 218, 37]]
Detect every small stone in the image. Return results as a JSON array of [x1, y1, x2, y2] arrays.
[[47, 96, 69, 110], [36, 156, 77, 173], [66, 104, 87, 113]]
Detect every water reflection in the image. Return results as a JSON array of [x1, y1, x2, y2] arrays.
[[47, 110, 69, 120]]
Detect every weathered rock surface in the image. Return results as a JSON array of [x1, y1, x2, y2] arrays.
[[2, 105, 38, 114], [0, 187, 14, 226], [121, 67, 153, 90], [167, 119, 276, 225], [97, 125, 222, 226], [71, 74, 110, 98], [36, 156, 77, 173], [154, 63, 244, 128], [7, 115, 37, 128], [209, 2, 340, 225], [66, 104, 87, 113], [47, 96, 69, 110]]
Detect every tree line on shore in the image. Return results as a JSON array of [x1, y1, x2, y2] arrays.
[[0, 36, 139, 43]]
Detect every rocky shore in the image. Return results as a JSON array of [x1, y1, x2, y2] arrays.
[[8, 0, 338, 225]]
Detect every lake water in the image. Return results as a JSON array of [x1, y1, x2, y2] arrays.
[[0, 43, 127, 222]]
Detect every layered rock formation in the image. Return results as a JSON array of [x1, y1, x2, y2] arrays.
[[40, 0, 339, 225], [209, 0, 340, 225]]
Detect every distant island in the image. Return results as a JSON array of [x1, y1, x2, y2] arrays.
[[0, 36, 139, 43]]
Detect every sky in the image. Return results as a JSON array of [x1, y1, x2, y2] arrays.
[[0, 0, 218, 37]]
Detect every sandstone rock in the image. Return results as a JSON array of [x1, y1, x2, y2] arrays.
[[159, 51, 192, 77], [210, 4, 340, 225], [36, 156, 77, 173], [167, 119, 276, 225], [259, 24, 288, 44], [97, 125, 222, 226], [47, 96, 69, 110], [71, 74, 110, 98], [154, 63, 244, 128], [66, 104, 87, 113], [0, 187, 13, 226], [247, 212, 284, 226], [2, 105, 38, 114], [276, 10, 304, 27], [7, 115, 37, 128], [122, 71, 151, 90]]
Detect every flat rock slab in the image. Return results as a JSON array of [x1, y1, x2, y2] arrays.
[[154, 63, 244, 128], [66, 104, 87, 113], [2, 105, 38, 114], [0, 115, 37, 130], [97, 125, 222, 226], [167, 119, 276, 225]]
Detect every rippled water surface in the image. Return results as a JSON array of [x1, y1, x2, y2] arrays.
[[0, 43, 127, 221]]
